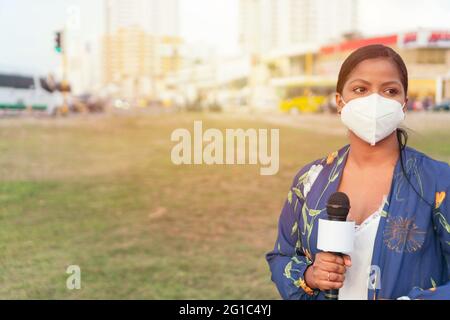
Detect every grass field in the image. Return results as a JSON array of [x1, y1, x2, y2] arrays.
[[0, 111, 449, 299]]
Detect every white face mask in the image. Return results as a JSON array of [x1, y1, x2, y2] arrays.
[[340, 93, 406, 146]]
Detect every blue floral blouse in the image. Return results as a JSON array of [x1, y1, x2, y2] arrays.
[[266, 144, 450, 300]]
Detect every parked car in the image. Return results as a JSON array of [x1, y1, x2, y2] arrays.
[[71, 94, 106, 113], [433, 100, 450, 111]]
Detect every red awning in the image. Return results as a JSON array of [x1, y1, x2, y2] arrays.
[[320, 35, 398, 55]]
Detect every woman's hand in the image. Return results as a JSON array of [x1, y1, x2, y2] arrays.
[[304, 252, 352, 291]]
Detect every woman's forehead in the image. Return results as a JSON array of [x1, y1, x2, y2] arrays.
[[346, 58, 402, 84]]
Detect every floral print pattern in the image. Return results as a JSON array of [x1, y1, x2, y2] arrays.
[[435, 191, 446, 209], [383, 216, 426, 253], [302, 164, 323, 198], [266, 144, 450, 300]]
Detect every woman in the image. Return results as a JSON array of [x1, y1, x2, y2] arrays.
[[266, 44, 450, 300]]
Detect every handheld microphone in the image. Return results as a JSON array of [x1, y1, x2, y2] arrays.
[[322, 192, 351, 300]]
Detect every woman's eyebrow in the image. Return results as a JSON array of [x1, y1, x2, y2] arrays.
[[348, 79, 401, 86], [348, 79, 371, 85], [381, 80, 402, 86]]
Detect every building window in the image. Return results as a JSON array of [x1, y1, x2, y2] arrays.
[[417, 49, 446, 64]]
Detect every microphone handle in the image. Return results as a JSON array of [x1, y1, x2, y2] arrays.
[[324, 252, 343, 300]]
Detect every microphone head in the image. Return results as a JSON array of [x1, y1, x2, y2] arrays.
[[326, 192, 351, 221]]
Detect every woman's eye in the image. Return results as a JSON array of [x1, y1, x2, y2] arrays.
[[353, 87, 366, 94], [385, 88, 399, 95]]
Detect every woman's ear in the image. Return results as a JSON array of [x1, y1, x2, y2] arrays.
[[335, 93, 345, 114], [403, 97, 408, 113]]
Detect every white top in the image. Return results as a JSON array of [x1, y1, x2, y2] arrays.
[[338, 195, 387, 300]]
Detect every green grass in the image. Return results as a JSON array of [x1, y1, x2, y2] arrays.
[[0, 112, 449, 299]]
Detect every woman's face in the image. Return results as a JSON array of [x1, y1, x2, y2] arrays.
[[335, 57, 408, 114]]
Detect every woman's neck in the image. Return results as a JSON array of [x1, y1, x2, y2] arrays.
[[347, 131, 400, 169]]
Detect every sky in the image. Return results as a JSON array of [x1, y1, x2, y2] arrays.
[[359, 0, 450, 35], [179, 0, 239, 55], [0, 0, 450, 75]]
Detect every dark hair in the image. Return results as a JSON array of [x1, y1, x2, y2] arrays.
[[337, 45, 433, 208], [336, 44, 409, 148], [336, 44, 408, 96]]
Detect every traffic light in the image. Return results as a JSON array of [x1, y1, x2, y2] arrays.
[[55, 31, 63, 53]]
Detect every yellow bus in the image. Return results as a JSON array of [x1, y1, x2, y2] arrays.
[[272, 77, 336, 113]]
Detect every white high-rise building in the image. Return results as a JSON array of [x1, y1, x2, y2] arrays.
[[239, 0, 359, 55], [239, 0, 274, 55], [316, 0, 359, 42], [103, 0, 181, 96], [105, 0, 179, 36]]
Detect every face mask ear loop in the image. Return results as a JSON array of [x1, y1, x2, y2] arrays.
[[339, 97, 347, 115]]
